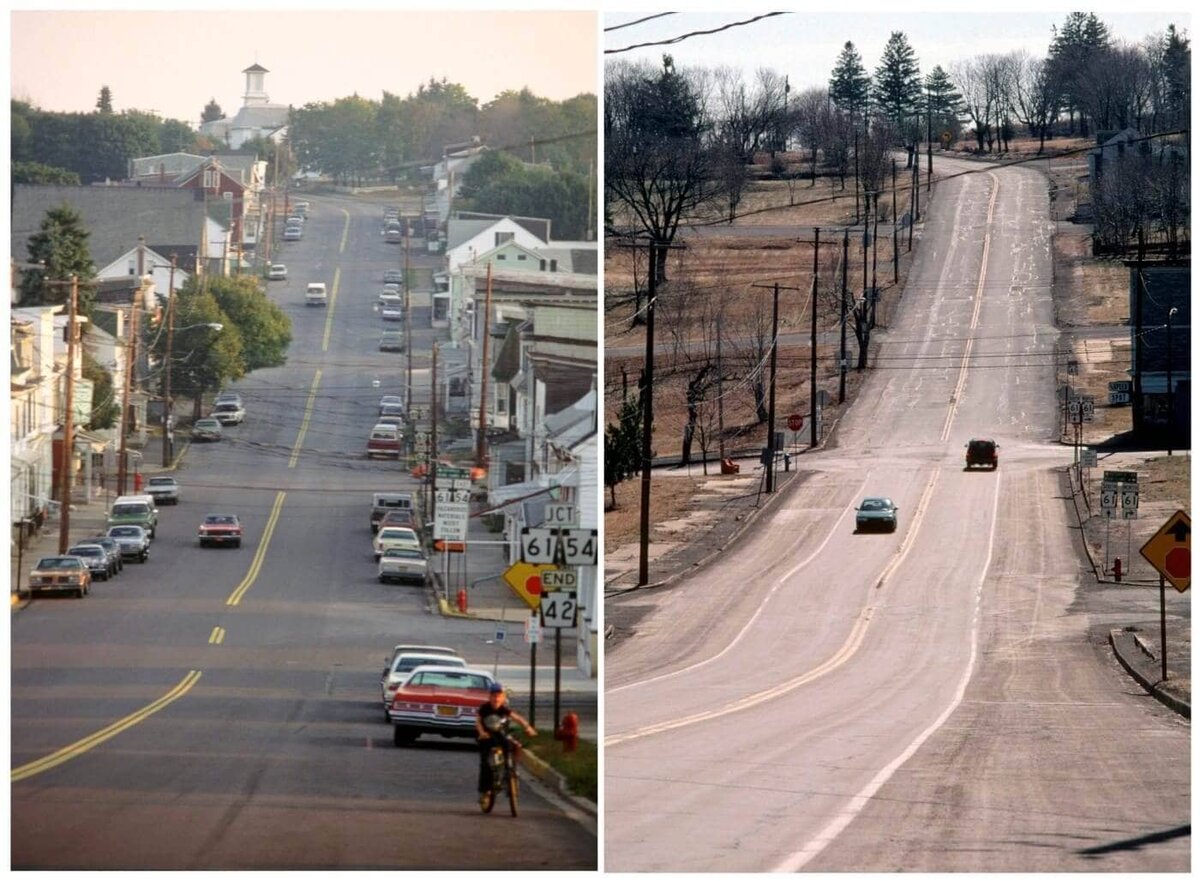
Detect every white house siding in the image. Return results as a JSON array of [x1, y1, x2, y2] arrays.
[[446, 219, 546, 275]]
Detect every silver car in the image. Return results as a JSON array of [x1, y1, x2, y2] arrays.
[[146, 476, 180, 505], [378, 547, 428, 585], [106, 525, 151, 562]]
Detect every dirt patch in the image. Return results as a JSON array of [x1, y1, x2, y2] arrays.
[[604, 474, 703, 554]]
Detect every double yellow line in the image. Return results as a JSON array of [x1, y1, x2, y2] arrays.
[[288, 371, 322, 468], [12, 670, 202, 782], [321, 266, 340, 352], [225, 491, 287, 606]]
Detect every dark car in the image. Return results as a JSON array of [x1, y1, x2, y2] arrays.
[[107, 525, 151, 562], [965, 438, 998, 470], [83, 535, 124, 574], [68, 544, 112, 581], [855, 497, 899, 533]]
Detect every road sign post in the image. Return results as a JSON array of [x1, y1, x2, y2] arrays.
[[1140, 510, 1191, 683]]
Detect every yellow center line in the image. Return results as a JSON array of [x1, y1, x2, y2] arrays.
[[12, 670, 202, 782], [338, 207, 350, 253], [225, 491, 287, 606], [322, 266, 340, 352], [289, 370, 322, 468], [208, 626, 225, 645]]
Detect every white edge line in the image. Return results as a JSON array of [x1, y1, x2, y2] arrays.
[[773, 468, 1003, 872]]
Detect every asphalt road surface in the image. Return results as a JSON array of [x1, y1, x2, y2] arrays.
[[11, 196, 596, 870], [605, 157, 1189, 872]]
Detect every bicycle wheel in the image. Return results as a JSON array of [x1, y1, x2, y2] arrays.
[[480, 790, 495, 813], [507, 770, 519, 817]]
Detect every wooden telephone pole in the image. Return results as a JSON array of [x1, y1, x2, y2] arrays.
[[476, 263, 493, 468], [57, 276, 79, 553]]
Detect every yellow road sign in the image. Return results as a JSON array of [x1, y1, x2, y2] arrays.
[[502, 561, 555, 609], [1139, 509, 1190, 592]]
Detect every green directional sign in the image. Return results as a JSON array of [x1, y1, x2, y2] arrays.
[[436, 465, 470, 480]]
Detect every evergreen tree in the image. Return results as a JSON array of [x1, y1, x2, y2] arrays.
[[829, 41, 871, 117], [923, 65, 965, 145], [20, 204, 97, 313], [96, 85, 113, 114], [1049, 12, 1112, 135], [82, 350, 119, 430], [604, 396, 642, 510], [201, 98, 224, 123], [873, 32, 922, 129], [1161, 24, 1190, 130]]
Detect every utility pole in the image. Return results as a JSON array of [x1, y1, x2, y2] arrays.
[[870, 194, 880, 329], [405, 225, 413, 413], [1167, 306, 1178, 456], [810, 228, 820, 449], [766, 281, 780, 492], [430, 342, 439, 526], [117, 295, 140, 496], [892, 159, 899, 284], [476, 262, 493, 468], [161, 255, 177, 467], [853, 129, 860, 223], [716, 306, 725, 459], [638, 242, 657, 585], [927, 84, 934, 190], [57, 276, 79, 554], [913, 157, 920, 222], [839, 229, 849, 403]]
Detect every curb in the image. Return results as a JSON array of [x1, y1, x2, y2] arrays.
[[1108, 629, 1191, 719], [518, 748, 597, 817]]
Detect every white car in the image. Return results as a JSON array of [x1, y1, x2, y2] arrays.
[[268, 263, 287, 280], [378, 547, 428, 585], [145, 476, 180, 505], [381, 302, 404, 321], [380, 653, 466, 715], [382, 283, 401, 295], [373, 526, 420, 560], [211, 401, 245, 425], [378, 291, 403, 308], [379, 395, 404, 415]]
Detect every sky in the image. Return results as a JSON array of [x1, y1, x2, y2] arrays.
[[603, 9, 1190, 92], [10, 9, 598, 124]]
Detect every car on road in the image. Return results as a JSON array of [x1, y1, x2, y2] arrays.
[[146, 476, 181, 505], [268, 263, 288, 281], [379, 401, 406, 421], [382, 282, 401, 295], [965, 438, 999, 470], [380, 652, 467, 715], [294, 201, 310, 217], [378, 291, 403, 311], [379, 330, 405, 352], [198, 514, 243, 548], [283, 226, 302, 241], [305, 282, 328, 307], [367, 424, 403, 458], [383, 269, 404, 284], [855, 497, 899, 533], [107, 498, 158, 538], [192, 418, 223, 441], [211, 401, 245, 425], [377, 509, 418, 531], [374, 526, 421, 560], [379, 395, 404, 414], [376, 415, 405, 431], [388, 666, 498, 746], [378, 547, 429, 586], [382, 644, 458, 679], [106, 525, 151, 562], [215, 391, 243, 407], [29, 555, 91, 597], [381, 302, 404, 321], [67, 544, 113, 581], [83, 535, 124, 574], [286, 215, 305, 227]]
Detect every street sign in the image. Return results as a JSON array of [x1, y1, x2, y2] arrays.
[[1121, 490, 1139, 520], [435, 489, 470, 504], [1108, 391, 1131, 405], [559, 528, 598, 566], [436, 478, 472, 490], [787, 413, 804, 432], [409, 406, 428, 421], [1104, 470, 1139, 485], [1080, 398, 1095, 422], [494, 627, 506, 642], [433, 500, 468, 541], [524, 615, 542, 644], [436, 465, 470, 480], [1080, 448, 1097, 468], [521, 527, 558, 564], [1140, 510, 1190, 592], [1067, 359, 1079, 375], [1100, 488, 1118, 519], [541, 568, 578, 591], [1108, 380, 1132, 393], [543, 504, 578, 527], [502, 561, 554, 609], [539, 591, 578, 629]]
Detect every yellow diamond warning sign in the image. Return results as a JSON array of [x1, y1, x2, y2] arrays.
[[502, 561, 555, 610], [1140, 509, 1190, 593]]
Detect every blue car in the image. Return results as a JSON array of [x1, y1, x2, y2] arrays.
[[855, 497, 898, 533]]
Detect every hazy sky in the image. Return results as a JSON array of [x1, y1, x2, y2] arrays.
[[604, 10, 1189, 90], [11, 9, 598, 124]]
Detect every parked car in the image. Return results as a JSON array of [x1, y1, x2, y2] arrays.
[[382, 644, 458, 680], [145, 476, 180, 505], [198, 514, 243, 548], [268, 263, 288, 280], [370, 491, 416, 533], [379, 395, 405, 415], [367, 424, 403, 459], [379, 402, 406, 422], [192, 418, 223, 442], [286, 215, 305, 226], [380, 652, 467, 715], [378, 292, 403, 312], [67, 544, 112, 581], [379, 330, 405, 352], [215, 391, 244, 408], [374, 526, 421, 560], [965, 438, 999, 470], [388, 667, 498, 746], [293, 201, 310, 216], [212, 401, 245, 425], [376, 415, 404, 431], [306, 282, 328, 306], [381, 302, 404, 321], [378, 547, 429, 586], [382, 282, 401, 295], [28, 555, 91, 598], [383, 269, 404, 284], [107, 497, 158, 538], [82, 535, 124, 573], [283, 226, 302, 241], [377, 508, 418, 531], [106, 525, 151, 562], [855, 497, 899, 533]]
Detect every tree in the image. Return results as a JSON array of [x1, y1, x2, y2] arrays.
[[457, 150, 526, 201], [1048, 12, 1112, 136], [20, 204, 96, 312], [81, 349, 119, 430], [1159, 24, 1190, 131], [1010, 52, 1057, 152], [605, 55, 718, 284], [951, 56, 1005, 152], [923, 65, 965, 147], [791, 86, 828, 187], [12, 160, 80, 185], [463, 164, 590, 240], [201, 98, 224, 123], [152, 282, 244, 420], [205, 275, 292, 371], [96, 86, 113, 114], [604, 396, 642, 510], [829, 41, 871, 117], [873, 32, 922, 134], [159, 118, 196, 153]]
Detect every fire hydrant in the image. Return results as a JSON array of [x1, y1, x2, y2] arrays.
[[133, 472, 144, 492], [555, 711, 579, 753], [1113, 557, 1122, 583], [456, 588, 468, 613]]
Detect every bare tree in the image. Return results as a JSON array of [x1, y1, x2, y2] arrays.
[[952, 56, 1003, 152], [714, 66, 789, 164], [792, 86, 828, 188], [1011, 51, 1059, 152]]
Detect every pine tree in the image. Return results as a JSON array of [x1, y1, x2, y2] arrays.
[[923, 65, 964, 146], [1049, 12, 1112, 135], [1161, 24, 1190, 131], [96, 85, 113, 114], [201, 97, 224, 123], [873, 32, 922, 129], [829, 41, 871, 117], [604, 396, 642, 510], [20, 205, 97, 313]]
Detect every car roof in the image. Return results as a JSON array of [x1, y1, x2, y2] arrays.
[[391, 643, 457, 656], [393, 653, 466, 666], [68, 543, 104, 550], [401, 665, 493, 679]]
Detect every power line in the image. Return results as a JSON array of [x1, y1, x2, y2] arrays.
[[605, 12, 791, 54], [604, 12, 677, 32]]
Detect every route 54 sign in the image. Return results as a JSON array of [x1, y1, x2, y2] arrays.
[[540, 591, 578, 629]]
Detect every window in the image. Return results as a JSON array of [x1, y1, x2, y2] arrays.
[[517, 254, 527, 261], [433, 297, 449, 321], [495, 389, 507, 415], [497, 254, 506, 260], [550, 259, 558, 272], [203, 170, 218, 189], [494, 231, 514, 246]]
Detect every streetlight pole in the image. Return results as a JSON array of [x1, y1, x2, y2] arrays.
[[161, 255, 177, 467], [57, 276, 79, 553], [1166, 306, 1177, 456]]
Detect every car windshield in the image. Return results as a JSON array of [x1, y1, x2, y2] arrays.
[[149, 478, 175, 487], [406, 671, 490, 690], [38, 557, 82, 569], [109, 527, 140, 537], [969, 441, 993, 450], [394, 656, 464, 674], [69, 546, 102, 555], [860, 499, 889, 511], [205, 516, 237, 525], [112, 503, 147, 515]]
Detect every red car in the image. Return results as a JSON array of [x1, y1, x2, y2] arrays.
[[388, 666, 496, 746], [198, 514, 243, 548]]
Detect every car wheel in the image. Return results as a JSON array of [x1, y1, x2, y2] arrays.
[[394, 727, 417, 747], [139, 551, 148, 563], [234, 539, 242, 548]]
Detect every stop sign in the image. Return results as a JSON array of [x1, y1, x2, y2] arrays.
[[787, 414, 804, 432], [1165, 547, 1190, 580]]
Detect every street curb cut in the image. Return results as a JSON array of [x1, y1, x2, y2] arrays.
[[1109, 629, 1191, 719], [518, 748, 597, 817]]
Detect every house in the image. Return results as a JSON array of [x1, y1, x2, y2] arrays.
[[198, 63, 290, 150], [1128, 261, 1190, 443], [10, 308, 60, 530], [430, 139, 488, 222]]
